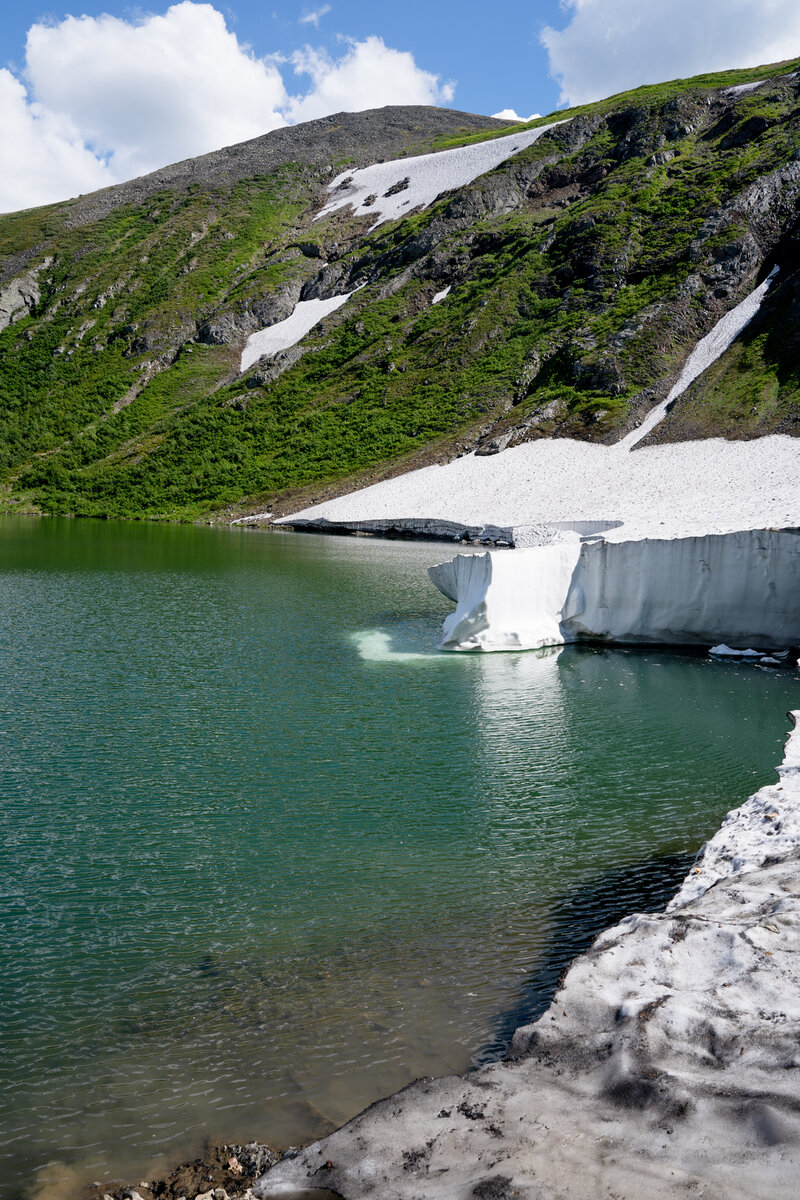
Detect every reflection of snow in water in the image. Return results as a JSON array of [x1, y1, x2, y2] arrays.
[[351, 629, 453, 663]]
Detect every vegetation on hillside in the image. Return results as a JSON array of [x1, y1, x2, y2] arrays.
[[1, 59, 800, 520]]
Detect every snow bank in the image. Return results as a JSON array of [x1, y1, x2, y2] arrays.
[[669, 712, 800, 908], [429, 528, 800, 651], [620, 267, 778, 448], [317, 121, 567, 231], [240, 292, 352, 372], [278, 434, 800, 541]]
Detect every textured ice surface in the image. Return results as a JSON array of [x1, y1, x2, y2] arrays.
[[620, 268, 778, 448], [429, 529, 800, 651], [316, 121, 567, 230], [240, 292, 352, 372], [670, 713, 800, 908], [256, 716, 800, 1200]]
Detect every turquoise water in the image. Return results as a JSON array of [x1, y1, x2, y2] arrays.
[[0, 517, 797, 1200]]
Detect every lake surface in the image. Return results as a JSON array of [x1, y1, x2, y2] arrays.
[[1, 517, 797, 1200]]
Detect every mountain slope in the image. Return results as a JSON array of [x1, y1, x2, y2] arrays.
[[1, 62, 799, 521]]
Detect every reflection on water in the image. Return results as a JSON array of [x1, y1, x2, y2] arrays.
[[0, 519, 797, 1200]]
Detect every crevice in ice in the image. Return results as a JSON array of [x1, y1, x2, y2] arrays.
[[240, 292, 353, 373], [316, 121, 569, 231], [620, 266, 779, 450]]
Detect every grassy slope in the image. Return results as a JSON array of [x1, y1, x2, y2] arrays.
[[1, 59, 800, 520]]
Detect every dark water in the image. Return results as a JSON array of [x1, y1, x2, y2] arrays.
[[0, 517, 797, 1200]]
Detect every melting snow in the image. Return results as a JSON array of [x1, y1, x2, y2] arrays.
[[279, 435, 800, 543], [240, 292, 352, 373], [432, 286, 451, 304], [724, 80, 765, 95], [316, 121, 568, 231], [620, 267, 778, 449]]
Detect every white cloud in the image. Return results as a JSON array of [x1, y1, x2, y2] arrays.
[[24, 2, 288, 182], [299, 5, 332, 26], [0, 68, 113, 211], [543, 0, 800, 107], [491, 108, 541, 123], [0, 5, 456, 213], [286, 35, 455, 123]]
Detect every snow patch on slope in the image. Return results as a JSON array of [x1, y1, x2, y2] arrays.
[[724, 80, 765, 95], [620, 267, 778, 449], [240, 292, 352, 372], [317, 121, 568, 230]]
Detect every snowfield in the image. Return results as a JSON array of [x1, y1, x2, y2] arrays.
[[278, 434, 800, 543], [316, 120, 568, 230]]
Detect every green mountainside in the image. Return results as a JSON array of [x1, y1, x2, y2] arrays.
[[2, 62, 800, 521]]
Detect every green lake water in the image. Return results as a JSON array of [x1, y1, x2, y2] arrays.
[[0, 517, 797, 1200]]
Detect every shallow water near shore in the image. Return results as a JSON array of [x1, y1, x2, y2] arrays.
[[1, 517, 798, 1200]]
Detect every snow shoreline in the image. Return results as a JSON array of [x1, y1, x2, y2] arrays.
[[254, 713, 800, 1199]]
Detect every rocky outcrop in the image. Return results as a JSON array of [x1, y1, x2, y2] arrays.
[[0, 258, 50, 330], [254, 716, 800, 1200]]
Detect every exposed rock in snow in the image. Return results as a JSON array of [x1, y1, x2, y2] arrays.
[[240, 292, 352, 372], [620, 267, 778, 449], [316, 121, 568, 230], [255, 716, 800, 1200], [429, 528, 800, 651]]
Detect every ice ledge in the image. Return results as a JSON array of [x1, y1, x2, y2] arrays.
[[429, 526, 800, 651]]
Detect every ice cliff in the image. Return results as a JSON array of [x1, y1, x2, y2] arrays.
[[429, 528, 800, 652]]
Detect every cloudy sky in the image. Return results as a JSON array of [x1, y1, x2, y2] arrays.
[[3, 0, 800, 213]]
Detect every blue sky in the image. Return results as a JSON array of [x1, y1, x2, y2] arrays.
[[3, 0, 800, 212], [4, 0, 567, 119]]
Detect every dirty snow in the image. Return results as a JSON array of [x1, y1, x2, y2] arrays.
[[620, 268, 778, 448], [240, 292, 352, 372], [316, 120, 568, 231]]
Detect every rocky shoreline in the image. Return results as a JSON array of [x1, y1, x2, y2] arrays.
[[102, 713, 800, 1200]]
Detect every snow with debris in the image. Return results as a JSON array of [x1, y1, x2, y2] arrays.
[[669, 713, 800, 908], [240, 292, 352, 372], [620, 268, 778, 448], [431, 285, 451, 304], [316, 121, 568, 231]]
